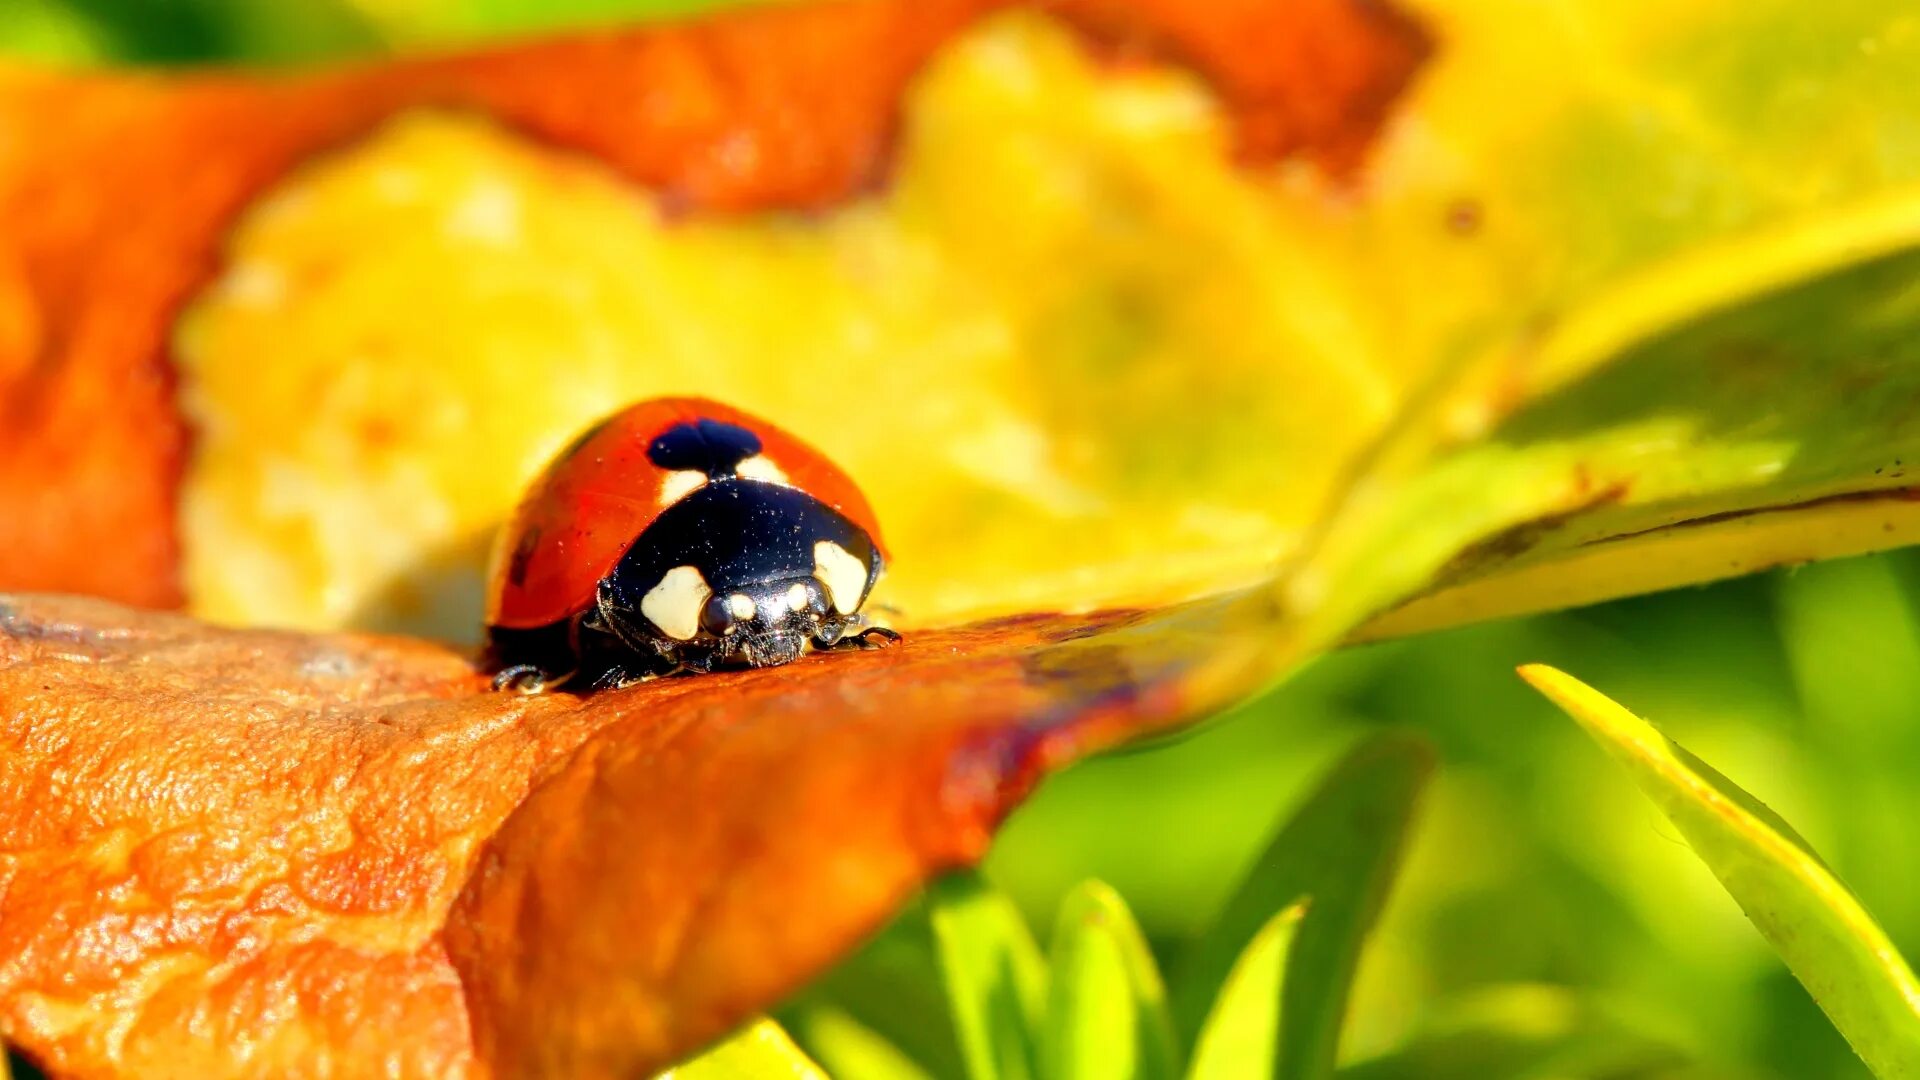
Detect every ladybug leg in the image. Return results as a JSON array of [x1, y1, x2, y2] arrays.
[[848, 626, 903, 649], [816, 614, 901, 652], [585, 645, 692, 689], [589, 663, 658, 690], [492, 663, 577, 694]]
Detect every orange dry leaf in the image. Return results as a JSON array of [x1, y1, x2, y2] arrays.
[[0, 590, 1268, 1076]]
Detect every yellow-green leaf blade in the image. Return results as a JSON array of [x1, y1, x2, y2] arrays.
[[1174, 733, 1434, 1080], [1186, 906, 1304, 1080], [656, 1018, 827, 1080], [1520, 663, 1920, 1078], [931, 873, 1049, 1080], [1314, 230, 1920, 656], [1044, 879, 1179, 1080], [781, 1006, 933, 1080]]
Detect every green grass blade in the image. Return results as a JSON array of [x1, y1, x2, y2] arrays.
[[1187, 905, 1304, 1080], [1174, 733, 1434, 1079], [782, 1005, 934, 1080], [657, 1018, 827, 1080], [930, 872, 1048, 1080], [1044, 879, 1180, 1080], [1521, 663, 1920, 1079]]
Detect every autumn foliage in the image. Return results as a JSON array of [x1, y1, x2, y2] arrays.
[[0, 4, 1434, 1074]]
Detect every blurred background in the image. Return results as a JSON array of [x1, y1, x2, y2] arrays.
[[8, 4, 1914, 1077]]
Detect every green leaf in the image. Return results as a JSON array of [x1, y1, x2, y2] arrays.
[[1326, 225, 1920, 654], [930, 872, 1049, 1080], [1280, 3, 1920, 655], [781, 1006, 934, 1080], [656, 1018, 827, 1080], [0, 0, 112, 65], [1520, 663, 1920, 1079], [1043, 879, 1180, 1080], [1186, 905, 1303, 1080], [1173, 734, 1434, 1080], [0, 0, 383, 66]]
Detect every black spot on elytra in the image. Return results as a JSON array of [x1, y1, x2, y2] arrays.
[[647, 419, 763, 478]]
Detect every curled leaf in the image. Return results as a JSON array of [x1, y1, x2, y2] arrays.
[[1520, 664, 1920, 1078]]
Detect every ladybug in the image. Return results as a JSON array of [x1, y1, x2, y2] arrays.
[[485, 397, 899, 691]]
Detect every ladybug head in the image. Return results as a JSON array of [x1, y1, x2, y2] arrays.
[[696, 575, 833, 668], [592, 470, 881, 674], [596, 567, 848, 672]]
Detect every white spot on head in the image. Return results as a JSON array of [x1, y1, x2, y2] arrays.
[[786, 582, 810, 612], [728, 593, 756, 621], [736, 455, 789, 486], [813, 540, 867, 616], [641, 565, 710, 641], [658, 469, 706, 506]]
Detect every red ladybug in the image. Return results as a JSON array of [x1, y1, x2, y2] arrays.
[[485, 398, 898, 690]]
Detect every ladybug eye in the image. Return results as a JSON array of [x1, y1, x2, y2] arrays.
[[700, 594, 735, 636]]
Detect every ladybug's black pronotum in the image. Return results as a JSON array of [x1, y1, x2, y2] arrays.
[[484, 397, 897, 690]]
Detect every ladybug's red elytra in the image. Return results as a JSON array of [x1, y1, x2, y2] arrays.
[[484, 397, 898, 691]]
